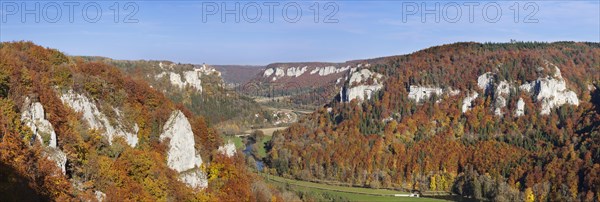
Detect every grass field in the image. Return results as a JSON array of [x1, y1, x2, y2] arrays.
[[256, 135, 272, 158], [224, 136, 244, 149], [223, 135, 272, 158], [265, 174, 447, 202]]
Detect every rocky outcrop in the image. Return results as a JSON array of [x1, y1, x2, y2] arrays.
[[155, 63, 222, 92], [274, 68, 285, 78], [475, 64, 579, 116], [477, 72, 495, 92], [196, 64, 221, 77], [21, 98, 57, 148], [262, 63, 368, 81], [515, 98, 525, 117], [180, 169, 208, 189], [218, 140, 236, 157], [161, 110, 207, 189], [476, 73, 512, 116], [286, 66, 308, 77], [21, 97, 67, 174], [183, 71, 203, 91], [345, 85, 383, 102], [156, 71, 203, 93], [462, 92, 479, 113], [310, 66, 352, 76], [60, 90, 139, 147], [494, 81, 511, 116], [341, 69, 383, 102], [408, 86, 443, 103], [95, 190, 106, 202], [519, 66, 579, 115], [263, 68, 275, 77]]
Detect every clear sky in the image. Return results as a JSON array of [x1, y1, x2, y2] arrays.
[[1, 0, 599, 65]]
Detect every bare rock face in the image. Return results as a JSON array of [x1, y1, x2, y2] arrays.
[[218, 140, 236, 157], [341, 69, 384, 102], [263, 68, 275, 77], [262, 63, 365, 81], [408, 86, 444, 103], [515, 98, 525, 117], [161, 110, 207, 189], [179, 169, 208, 189], [477, 72, 512, 116], [477, 72, 495, 91], [60, 90, 139, 147], [494, 81, 512, 116], [21, 98, 67, 174], [156, 71, 203, 93], [21, 98, 57, 148], [475, 64, 579, 116], [519, 66, 579, 115], [95, 190, 106, 202], [462, 92, 479, 113], [286, 66, 308, 77]]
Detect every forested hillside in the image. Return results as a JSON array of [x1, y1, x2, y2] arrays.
[[265, 42, 600, 201], [0, 42, 291, 201], [71, 57, 278, 135]]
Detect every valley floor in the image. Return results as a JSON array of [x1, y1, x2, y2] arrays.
[[263, 174, 449, 202]]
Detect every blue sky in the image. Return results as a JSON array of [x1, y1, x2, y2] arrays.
[[1, 1, 599, 65]]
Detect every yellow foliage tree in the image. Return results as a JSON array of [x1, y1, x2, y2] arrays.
[[525, 187, 535, 202], [430, 175, 437, 191]]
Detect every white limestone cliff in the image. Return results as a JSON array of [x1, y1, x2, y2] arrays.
[[21, 98, 57, 148], [476, 72, 513, 116], [462, 92, 479, 113], [218, 140, 236, 157], [408, 86, 444, 103], [346, 85, 383, 101], [60, 90, 139, 147], [265, 64, 367, 80], [95, 190, 106, 202], [160, 110, 207, 189], [342, 69, 384, 102], [274, 68, 285, 77], [475, 64, 578, 116], [263, 68, 275, 77], [156, 71, 203, 93], [286, 66, 308, 77], [196, 64, 221, 77], [494, 81, 511, 116], [477, 72, 495, 91], [46, 148, 67, 175], [179, 169, 208, 189], [515, 98, 525, 117], [519, 66, 578, 115], [183, 71, 203, 91], [21, 98, 67, 174]]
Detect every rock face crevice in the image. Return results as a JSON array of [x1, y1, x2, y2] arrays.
[[21, 97, 67, 174], [59, 90, 139, 147], [160, 110, 207, 189], [476, 72, 512, 116]]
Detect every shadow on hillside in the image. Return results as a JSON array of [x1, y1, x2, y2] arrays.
[[0, 161, 47, 202]]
